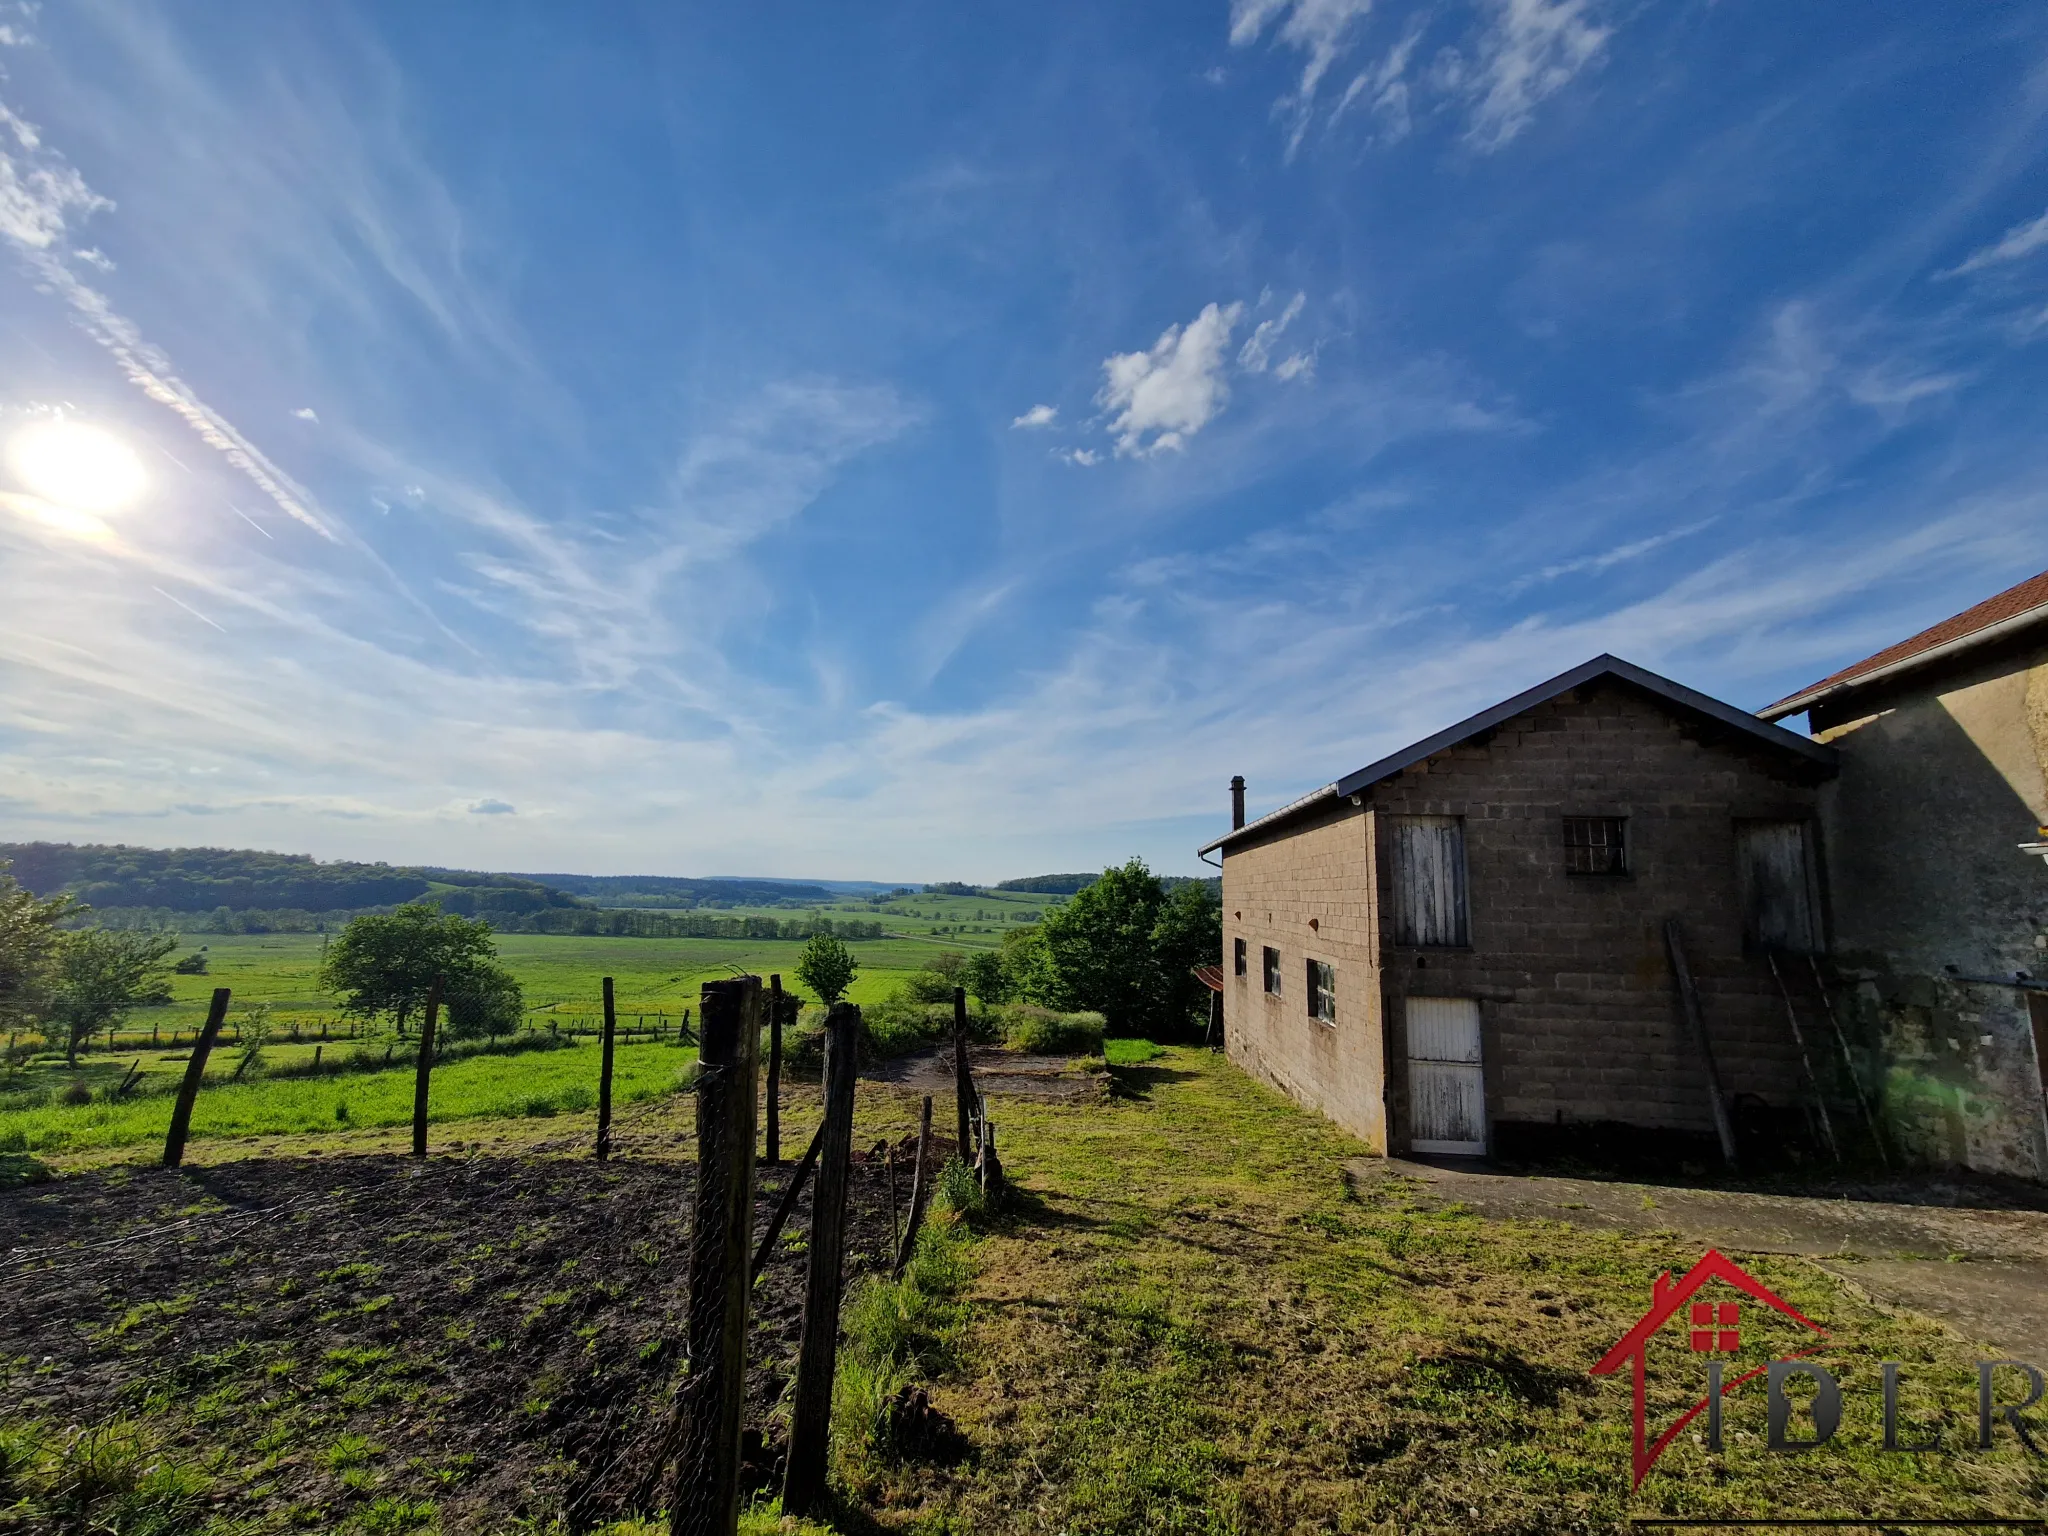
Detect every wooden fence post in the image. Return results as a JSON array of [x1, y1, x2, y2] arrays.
[[765, 974, 783, 1164], [783, 1002, 860, 1517], [596, 975, 618, 1161], [893, 1094, 934, 1278], [953, 987, 973, 1163], [162, 987, 230, 1169], [750, 1121, 825, 1282], [670, 976, 761, 1536], [412, 975, 443, 1160]]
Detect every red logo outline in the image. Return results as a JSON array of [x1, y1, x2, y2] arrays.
[[1589, 1249, 1830, 1487]]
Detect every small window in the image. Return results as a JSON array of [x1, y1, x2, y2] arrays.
[[1308, 960, 1336, 1023], [1262, 946, 1282, 995], [1563, 816, 1627, 876], [1233, 937, 1247, 977]]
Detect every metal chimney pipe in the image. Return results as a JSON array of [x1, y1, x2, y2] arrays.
[[1230, 775, 1246, 831]]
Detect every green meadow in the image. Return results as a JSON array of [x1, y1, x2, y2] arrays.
[[1, 926, 992, 1158]]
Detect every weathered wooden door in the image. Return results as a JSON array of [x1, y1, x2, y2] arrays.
[[1391, 816, 1469, 947], [1406, 996, 1485, 1154], [1736, 821, 1818, 953]]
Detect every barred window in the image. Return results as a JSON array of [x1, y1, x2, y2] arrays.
[[1262, 946, 1282, 995], [1308, 960, 1336, 1023], [1233, 937, 1247, 977], [1564, 816, 1627, 876]]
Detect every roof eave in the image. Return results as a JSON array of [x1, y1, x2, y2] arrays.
[[1758, 600, 2048, 722]]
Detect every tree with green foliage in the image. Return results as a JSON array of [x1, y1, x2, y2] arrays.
[[1021, 859, 1222, 1038], [1149, 877, 1223, 1036], [49, 928, 178, 1066], [794, 932, 858, 1004], [961, 949, 1010, 1007], [0, 866, 76, 1037], [319, 904, 521, 1040]]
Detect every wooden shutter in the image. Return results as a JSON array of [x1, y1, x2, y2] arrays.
[[1736, 821, 1818, 953], [1391, 816, 1469, 947]]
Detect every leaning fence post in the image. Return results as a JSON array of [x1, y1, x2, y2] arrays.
[[953, 987, 973, 1163], [596, 975, 618, 1161], [411, 975, 444, 1159], [1663, 920, 1738, 1171], [783, 1001, 860, 1517], [162, 987, 231, 1168], [670, 976, 761, 1536], [766, 973, 783, 1164], [893, 1093, 934, 1277]]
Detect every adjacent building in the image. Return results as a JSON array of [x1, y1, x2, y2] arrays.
[[1759, 568, 2048, 1181], [1199, 656, 1839, 1161]]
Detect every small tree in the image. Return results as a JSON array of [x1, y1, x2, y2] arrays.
[[794, 933, 858, 1004], [1150, 879, 1222, 1036], [0, 867, 76, 1038], [1030, 859, 1167, 1033], [320, 904, 520, 1039], [961, 950, 1010, 1007], [49, 929, 178, 1067]]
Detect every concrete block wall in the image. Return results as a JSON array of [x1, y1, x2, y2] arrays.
[[1369, 680, 1824, 1147], [1222, 799, 1387, 1151]]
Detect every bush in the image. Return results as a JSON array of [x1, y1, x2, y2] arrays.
[[1002, 1007, 1104, 1056], [860, 994, 954, 1060]]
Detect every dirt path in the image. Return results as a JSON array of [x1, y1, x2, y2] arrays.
[[1353, 1156, 2048, 1365], [867, 1042, 1106, 1103]]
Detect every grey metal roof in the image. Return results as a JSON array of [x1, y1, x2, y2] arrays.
[[1196, 654, 1836, 857]]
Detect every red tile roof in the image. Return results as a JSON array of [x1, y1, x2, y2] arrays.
[[1761, 567, 2048, 719]]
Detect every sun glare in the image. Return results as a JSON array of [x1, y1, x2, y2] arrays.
[[6, 419, 148, 513]]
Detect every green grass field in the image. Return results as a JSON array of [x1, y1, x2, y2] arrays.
[[1, 926, 998, 1159], [48, 927, 989, 1043]]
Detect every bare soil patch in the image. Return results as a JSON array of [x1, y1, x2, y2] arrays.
[[0, 1149, 899, 1533], [867, 1043, 1105, 1103]]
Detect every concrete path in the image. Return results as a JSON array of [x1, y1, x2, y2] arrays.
[[1352, 1157, 2048, 1365]]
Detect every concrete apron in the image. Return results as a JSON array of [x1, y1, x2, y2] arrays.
[[1354, 1156, 2048, 1366]]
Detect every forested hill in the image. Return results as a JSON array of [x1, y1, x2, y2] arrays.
[[0, 843, 589, 918], [504, 873, 836, 908], [1, 843, 437, 912]]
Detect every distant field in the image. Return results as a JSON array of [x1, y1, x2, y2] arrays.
[[87, 926, 999, 1039]]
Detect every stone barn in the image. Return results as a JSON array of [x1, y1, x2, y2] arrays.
[[1199, 655, 1840, 1160], [1760, 567, 2048, 1181]]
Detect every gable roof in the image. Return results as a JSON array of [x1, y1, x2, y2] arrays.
[[1759, 567, 2048, 722], [1197, 654, 1836, 857]]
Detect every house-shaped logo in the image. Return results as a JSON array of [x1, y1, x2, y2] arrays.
[[1590, 1249, 1830, 1487]]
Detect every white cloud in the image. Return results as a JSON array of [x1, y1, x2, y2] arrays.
[[1058, 447, 1100, 466], [469, 798, 516, 815], [1238, 291, 1306, 372], [1457, 0, 1613, 151], [1274, 351, 1317, 381], [1011, 403, 1058, 429], [294, 406, 319, 422], [1229, 0, 1376, 156], [75, 246, 114, 271], [1334, 25, 1423, 142], [1942, 206, 2048, 277], [0, 103, 111, 249], [1098, 301, 1245, 456]]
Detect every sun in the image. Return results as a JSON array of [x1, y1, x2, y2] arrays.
[[6, 419, 148, 513]]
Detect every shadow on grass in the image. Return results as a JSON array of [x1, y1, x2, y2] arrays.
[[1104, 1063, 1199, 1101]]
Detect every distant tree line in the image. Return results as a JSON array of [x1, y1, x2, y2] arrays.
[[0, 842, 436, 912], [485, 909, 886, 940]]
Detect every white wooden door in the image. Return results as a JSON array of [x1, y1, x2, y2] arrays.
[[1407, 996, 1485, 1154]]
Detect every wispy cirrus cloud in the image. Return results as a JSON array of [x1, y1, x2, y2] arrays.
[[0, 92, 333, 537], [1941, 205, 2048, 277]]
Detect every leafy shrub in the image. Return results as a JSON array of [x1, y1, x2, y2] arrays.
[[1002, 1007, 1104, 1056], [59, 1080, 92, 1106], [860, 994, 954, 1061]]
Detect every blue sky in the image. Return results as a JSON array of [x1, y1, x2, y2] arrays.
[[1, 1, 2046, 882]]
